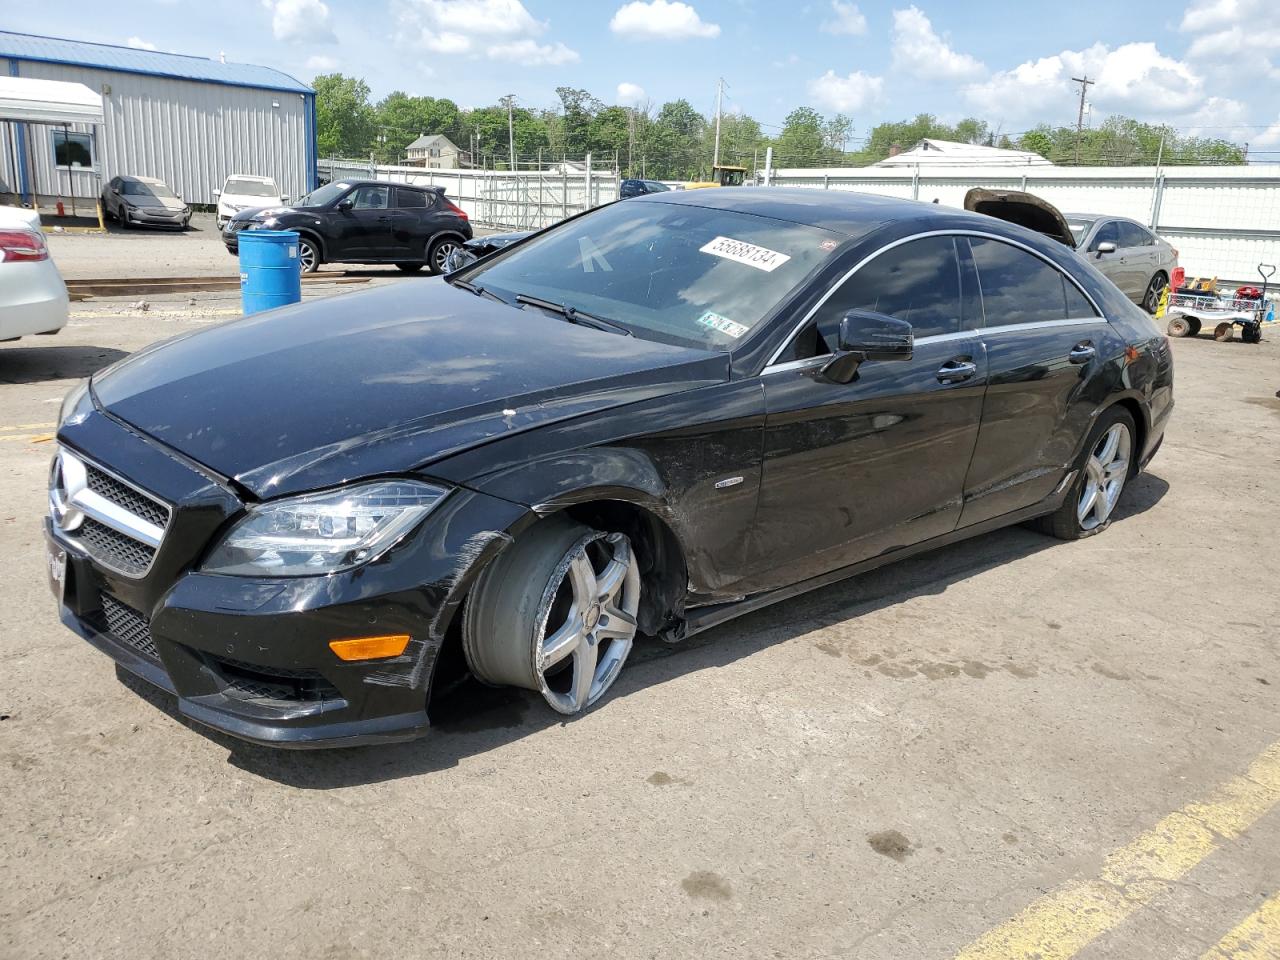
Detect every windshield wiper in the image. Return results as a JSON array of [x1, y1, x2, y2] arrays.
[[513, 294, 633, 336], [446, 276, 506, 304]]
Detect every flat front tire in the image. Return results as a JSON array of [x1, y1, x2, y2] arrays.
[[463, 516, 641, 716], [1033, 407, 1136, 541]]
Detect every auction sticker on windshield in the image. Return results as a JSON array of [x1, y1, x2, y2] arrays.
[[698, 311, 750, 338], [699, 236, 792, 273]]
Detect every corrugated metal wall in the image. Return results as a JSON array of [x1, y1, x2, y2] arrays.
[[0, 59, 310, 206], [767, 165, 1280, 285]]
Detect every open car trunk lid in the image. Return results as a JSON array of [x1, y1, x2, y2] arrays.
[[963, 188, 1076, 249]]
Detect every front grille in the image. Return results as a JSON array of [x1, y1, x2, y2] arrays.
[[99, 594, 159, 661], [227, 220, 251, 233], [209, 656, 342, 704], [79, 517, 156, 577], [86, 465, 169, 528]]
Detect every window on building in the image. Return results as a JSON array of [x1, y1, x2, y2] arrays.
[[52, 130, 94, 169]]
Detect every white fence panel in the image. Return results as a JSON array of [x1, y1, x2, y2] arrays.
[[767, 164, 1280, 284]]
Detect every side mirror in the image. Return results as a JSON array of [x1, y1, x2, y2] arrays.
[[336, 197, 354, 212], [281, 194, 291, 203], [212, 189, 220, 198], [821, 311, 913, 384], [1095, 241, 1117, 257]]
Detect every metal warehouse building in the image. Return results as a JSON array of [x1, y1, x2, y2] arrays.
[[0, 31, 315, 209]]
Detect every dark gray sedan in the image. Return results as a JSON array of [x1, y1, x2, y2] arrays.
[[100, 176, 191, 230]]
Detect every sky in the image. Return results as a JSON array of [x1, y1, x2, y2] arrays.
[[11, 0, 1280, 151]]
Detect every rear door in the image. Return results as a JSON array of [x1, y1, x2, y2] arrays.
[[957, 235, 1115, 528], [390, 187, 431, 260], [744, 236, 988, 593], [1117, 220, 1159, 296]]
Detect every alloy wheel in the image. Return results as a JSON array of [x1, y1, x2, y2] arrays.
[[1077, 423, 1131, 531], [299, 241, 318, 272], [432, 241, 459, 272], [1143, 276, 1164, 313], [534, 532, 640, 715]]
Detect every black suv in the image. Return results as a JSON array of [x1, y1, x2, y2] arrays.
[[619, 178, 671, 199], [222, 179, 473, 274]]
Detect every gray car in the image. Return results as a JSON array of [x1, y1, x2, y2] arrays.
[[964, 189, 1177, 314], [100, 175, 191, 230], [1065, 215, 1178, 313]]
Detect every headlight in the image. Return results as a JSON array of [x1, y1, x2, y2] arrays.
[[202, 480, 449, 577], [58, 379, 91, 427]]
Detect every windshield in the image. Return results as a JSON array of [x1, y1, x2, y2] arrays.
[[465, 200, 843, 350], [225, 177, 279, 197], [123, 180, 177, 199], [1067, 219, 1094, 244], [296, 182, 351, 207]]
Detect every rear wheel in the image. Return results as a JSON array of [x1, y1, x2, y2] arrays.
[[1166, 316, 1192, 338], [427, 237, 461, 275], [298, 237, 320, 274], [463, 516, 641, 716], [1214, 321, 1234, 342], [1242, 324, 1262, 344], [1143, 273, 1167, 314], [1033, 407, 1135, 541]]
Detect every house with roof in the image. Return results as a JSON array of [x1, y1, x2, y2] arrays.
[[405, 133, 464, 169], [0, 31, 316, 207]]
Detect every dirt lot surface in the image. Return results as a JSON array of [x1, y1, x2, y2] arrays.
[[2, 279, 1279, 959]]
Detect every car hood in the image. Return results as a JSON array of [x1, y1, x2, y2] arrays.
[[963, 188, 1076, 248], [230, 204, 320, 223], [92, 280, 728, 499], [131, 195, 186, 212], [221, 196, 281, 210]]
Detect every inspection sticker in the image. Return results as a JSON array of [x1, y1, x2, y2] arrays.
[[698, 311, 750, 339], [699, 235, 792, 272]]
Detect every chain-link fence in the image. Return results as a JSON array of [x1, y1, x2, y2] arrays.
[[318, 159, 620, 231]]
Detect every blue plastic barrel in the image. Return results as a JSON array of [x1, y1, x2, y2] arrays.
[[238, 229, 302, 316]]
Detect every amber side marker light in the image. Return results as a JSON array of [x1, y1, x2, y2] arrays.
[[329, 634, 411, 661]]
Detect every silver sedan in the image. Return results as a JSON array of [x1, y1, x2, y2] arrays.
[[1066, 215, 1178, 313]]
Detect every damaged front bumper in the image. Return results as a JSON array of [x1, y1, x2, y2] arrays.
[[48, 415, 528, 748]]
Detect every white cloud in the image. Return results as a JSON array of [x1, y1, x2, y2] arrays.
[[1254, 115, 1280, 148], [126, 37, 158, 51], [262, 0, 336, 44], [305, 54, 339, 70], [396, 0, 577, 62], [820, 1, 866, 36], [616, 81, 647, 105], [609, 1, 720, 40], [808, 69, 883, 112], [965, 42, 1206, 125], [891, 6, 983, 80], [1181, 0, 1280, 58], [487, 39, 579, 65]]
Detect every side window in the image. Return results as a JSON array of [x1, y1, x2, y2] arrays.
[[1064, 277, 1098, 318], [802, 237, 964, 356], [1118, 222, 1152, 247], [969, 237, 1073, 327], [396, 188, 427, 209], [350, 185, 390, 210], [1090, 220, 1120, 251]]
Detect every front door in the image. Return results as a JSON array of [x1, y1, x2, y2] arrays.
[[742, 235, 987, 594], [329, 184, 393, 259]]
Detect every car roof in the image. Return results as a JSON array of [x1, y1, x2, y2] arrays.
[[225, 174, 275, 183], [332, 179, 440, 192], [632, 187, 1015, 238], [1064, 214, 1143, 225], [121, 175, 166, 185]]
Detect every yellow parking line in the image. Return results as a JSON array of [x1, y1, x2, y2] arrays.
[[1200, 894, 1280, 959], [954, 742, 1280, 960], [0, 433, 54, 443]]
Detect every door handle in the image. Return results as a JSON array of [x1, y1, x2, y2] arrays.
[[1068, 342, 1096, 364], [936, 359, 977, 384], [377, 215, 392, 222]]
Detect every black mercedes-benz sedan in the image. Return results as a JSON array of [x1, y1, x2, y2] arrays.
[[46, 188, 1173, 748]]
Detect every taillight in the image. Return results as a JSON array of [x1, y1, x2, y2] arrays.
[[0, 229, 49, 263], [442, 198, 468, 221]]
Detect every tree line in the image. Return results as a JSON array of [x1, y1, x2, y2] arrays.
[[313, 73, 1247, 179]]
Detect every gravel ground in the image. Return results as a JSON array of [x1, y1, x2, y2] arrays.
[[1, 296, 1278, 959]]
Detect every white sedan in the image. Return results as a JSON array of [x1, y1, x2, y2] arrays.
[[0, 206, 69, 341], [215, 174, 285, 228]]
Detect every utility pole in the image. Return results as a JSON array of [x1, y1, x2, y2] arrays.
[[501, 94, 517, 171], [713, 77, 724, 169], [1071, 75, 1094, 165], [627, 108, 635, 178]]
